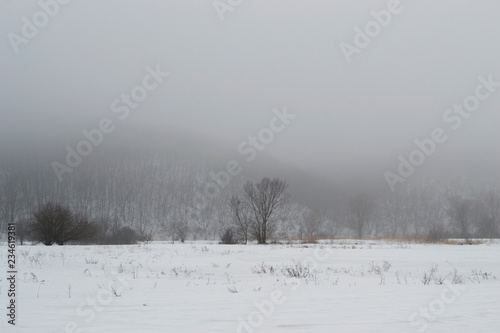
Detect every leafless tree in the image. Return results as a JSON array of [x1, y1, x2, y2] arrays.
[[0, 167, 26, 235], [447, 196, 473, 241], [228, 195, 252, 244], [301, 209, 323, 242], [406, 185, 446, 241], [173, 201, 192, 243], [480, 190, 500, 238], [244, 178, 289, 244], [349, 193, 374, 239], [16, 218, 29, 245], [275, 202, 301, 240], [382, 190, 408, 237]]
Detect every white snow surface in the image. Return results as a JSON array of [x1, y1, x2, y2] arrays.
[[1, 240, 499, 333]]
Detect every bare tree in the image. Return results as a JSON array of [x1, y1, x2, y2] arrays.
[[406, 185, 446, 241], [173, 204, 191, 243], [349, 193, 374, 239], [29, 202, 96, 245], [244, 178, 289, 244], [382, 190, 408, 237], [168, 176, 196, 243], [228, 195, 252, 244], [447, 196, 473, 241], [481, 190, 500, 238], [16, 218, 29, 245], [0, 167, 26, 235], [301, 209, 323, 242], [275, 202, 301, 240], [420, 198, 446, 241], [323, 204, 346, 239]]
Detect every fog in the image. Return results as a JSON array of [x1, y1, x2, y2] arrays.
[[1, 0, 500, 208], [4, 4, 500, 331]]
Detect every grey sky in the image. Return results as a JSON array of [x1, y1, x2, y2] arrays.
[[1, 0, 499, 184]]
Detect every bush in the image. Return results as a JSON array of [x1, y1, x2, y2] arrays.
[[110, 226, 142, 245], [29, 202, 96, 245], [91, 225, 143, 245], [281, 261, 314, 278], [219, 227, 238, 245]]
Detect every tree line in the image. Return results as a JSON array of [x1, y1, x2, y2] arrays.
[[1, 150, 499, 244]]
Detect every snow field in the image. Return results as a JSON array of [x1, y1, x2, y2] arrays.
[[1, 240, 499, 333]]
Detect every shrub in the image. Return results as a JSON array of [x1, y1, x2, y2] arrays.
[[252, 263, 275, 274], [85, 218, 143, 245], [219, 227, 238, 245], [281, 261, 314, 278], [108, 227, 142, 245], [29, 202, 96, 245]]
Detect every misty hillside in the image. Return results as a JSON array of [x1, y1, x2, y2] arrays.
[[0, 0, 499, 245], [2, 1, 500, 332]]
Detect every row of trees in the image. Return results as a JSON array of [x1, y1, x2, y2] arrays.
[[219, 181, 500, 244], [0, 151, 236, 242], [17, 183, 500, 246], [17, 202, 144, 245], [345, 187, 500, 242], [1, 149, 500, 244]]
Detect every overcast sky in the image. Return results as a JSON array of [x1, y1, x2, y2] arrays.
[[1, 0, 499, 183]]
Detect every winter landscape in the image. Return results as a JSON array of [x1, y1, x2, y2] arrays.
[[2, 0, 500, 332], [1, 240, 500, 333]]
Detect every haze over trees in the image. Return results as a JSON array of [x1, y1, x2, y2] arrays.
[[348, 193, 374, 239], [0, 137, 499, 244]]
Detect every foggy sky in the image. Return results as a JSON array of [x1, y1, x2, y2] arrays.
[[1, 0, 499, 185]]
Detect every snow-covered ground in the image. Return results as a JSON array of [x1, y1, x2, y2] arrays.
[[1, 240, 499, 333]]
